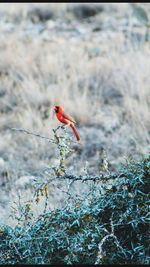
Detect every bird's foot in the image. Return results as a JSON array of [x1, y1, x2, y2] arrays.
[[61, 125, 66, 130]]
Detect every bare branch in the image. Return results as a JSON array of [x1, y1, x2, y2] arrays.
[[95, 218, 127, 264], [56, 173, 118, 182], [10, 127, 56, 144]]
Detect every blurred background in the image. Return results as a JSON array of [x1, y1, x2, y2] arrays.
[[0, 3, 150, 225]]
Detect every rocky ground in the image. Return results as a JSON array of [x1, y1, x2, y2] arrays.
[[0, 3, 150, 226]]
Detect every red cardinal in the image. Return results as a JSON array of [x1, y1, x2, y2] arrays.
[[53, 105, 80, 142]]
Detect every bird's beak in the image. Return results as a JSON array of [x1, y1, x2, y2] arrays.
[[53, 106, 56, 112]]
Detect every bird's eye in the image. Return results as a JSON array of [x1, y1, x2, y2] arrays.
[[55, 106, 59, 113]]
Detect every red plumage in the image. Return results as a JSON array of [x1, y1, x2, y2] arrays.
[[53, 105, 80, 142]]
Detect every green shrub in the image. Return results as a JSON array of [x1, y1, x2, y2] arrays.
[[0, 152, 149, 264]]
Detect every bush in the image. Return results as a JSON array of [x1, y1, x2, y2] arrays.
[[0, 128, 149, 264]]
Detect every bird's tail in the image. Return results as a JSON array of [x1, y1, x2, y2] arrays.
[[70, 124, 80, 142]]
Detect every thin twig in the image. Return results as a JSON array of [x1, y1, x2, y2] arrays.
[[10, 127, 56, 144]]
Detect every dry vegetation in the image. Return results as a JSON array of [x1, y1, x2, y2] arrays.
[[0, 3, 150, 225]]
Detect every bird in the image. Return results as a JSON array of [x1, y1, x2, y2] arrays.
[[53, 105, 80, 142]]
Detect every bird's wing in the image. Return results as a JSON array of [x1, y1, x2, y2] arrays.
[[62, 111, 76, 123]]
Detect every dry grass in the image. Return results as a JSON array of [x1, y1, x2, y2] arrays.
[[0, 3, 150, 225], [0, 29, 149, 138]]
